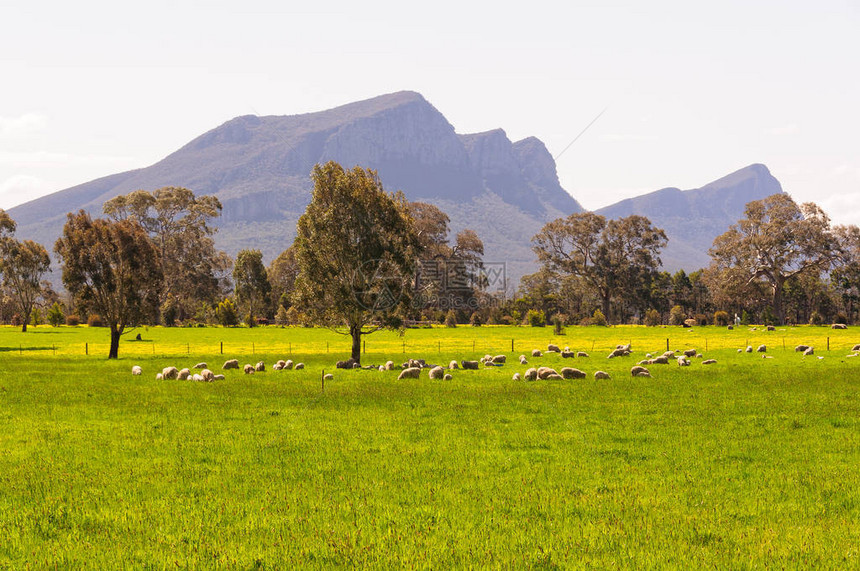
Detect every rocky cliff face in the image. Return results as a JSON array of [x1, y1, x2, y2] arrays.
[[596, 164, 785, 271], [9, 91, 582, 286]]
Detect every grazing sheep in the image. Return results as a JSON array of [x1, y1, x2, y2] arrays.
[[512, 373, 522, 381], [683, 349, 697, 358], [695, 354, 703, 359], [294, 363, 305, 370], [448, 360, 459, 370], [177, 368, 191, 381], [531, 349, 542, 357], [397, 367, 421, 380], [519, 355, 528, 365], [191, 374, 204, 382], [275, 360, 286, 368], [429, 366, 445, 380], [461, 360, 479, 370], [767, 325, 776, 331], [853, 344, 860, 352], [537, 367, 559, 380], [702, 359, 717, 365], [634, 371, 652, 378], [631, 365, 649, 376], [652, 356, 669, 365], [162, 366, 179, 380], [638, 359, 651, 365], [222, 359, 240, 370], [561, 367, 586, 379], [284, 360, 294, 370], [795, 345, 809, 352], [273, 363, 283, 371], [832, 323, 847, 330], [803, 347, 815, 356], [201, 369, 214, 382], [443, 374, 453, 381], [547, 344, 561, 353], [607, 348, 628, 358], [677, 357, 690, 367], [662, 351, 675, 358], [244, 364, 255, 374], [193, 362, 207, 370], [213, 374, 225, 381], [524, 368, 538, 381], [336, 359, 356, 369], [255, 361, 266, 372], [745, 346, 753, 353], [594, 370, 611, 380], [546, 373, 563, 380], [757, 345, 767, 353], [727, 325, 734, 330], [131, 365, 142, 376], [561, 350, 575, 358], [381, 360, 394, 371], [492, 355, 506, 364], [323, 373, 334, 381], [576, 352, 589, 358], [155, 373, 163, 380]]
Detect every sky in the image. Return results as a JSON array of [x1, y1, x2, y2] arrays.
[[1, 0, 858, 224]]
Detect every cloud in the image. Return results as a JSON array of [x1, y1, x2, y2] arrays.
[[0, 113, 48, 138], [765, 124, 799, 136], [0, 175, 56, 209]]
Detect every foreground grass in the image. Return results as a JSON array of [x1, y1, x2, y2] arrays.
[[1, 325, 860, 568]]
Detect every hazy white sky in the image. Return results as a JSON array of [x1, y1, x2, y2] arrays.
[[1, 0, 858, 223]]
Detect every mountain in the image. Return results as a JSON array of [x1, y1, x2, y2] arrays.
[[595, 163, 784, 271], [9, 91, 583, 287]]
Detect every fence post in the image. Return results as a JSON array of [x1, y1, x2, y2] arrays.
[[321, 369, 325, 392], [511, 339, 514, 352], [85, 343, 88, 355], [666, 338, 669, 351], [827, 337, 830, 351], [220, 341, 223, 354]]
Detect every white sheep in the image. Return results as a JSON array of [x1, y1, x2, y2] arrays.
[[131, 365, 142, 376]]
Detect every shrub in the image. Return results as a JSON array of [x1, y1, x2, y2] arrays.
[[694, 313, 709, 326], [275, 305, 289, 326], [761, 307, 775, 326], [285, 306, 304, 326], [669, 305, 686, 326], [161, 297, 179, 327], [591, 309, 607, 327], [552, 314, 566, 335], [215, 299, 240, 327], [444, 309, 457, 328], [713, 310, 729, 326], [87, 314, 105, 327], [527, 309, 546, 327], [469, 312, 482, 327], [65, 314, 80, 326], [809, 310, 825, 326], [30, 308, 43, 326], [834, 313, 848, 325], [510, 310, 521, 326], [47, 302, 65, 327], [644, 309, 661, 327], [741, 310, 750, 325]]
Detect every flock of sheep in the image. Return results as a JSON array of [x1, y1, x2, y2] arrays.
[[131, 340, 860, 382]]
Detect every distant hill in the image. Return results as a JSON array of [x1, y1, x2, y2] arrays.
[[596, 164, 785, 271], [9, 91, 583, 287]]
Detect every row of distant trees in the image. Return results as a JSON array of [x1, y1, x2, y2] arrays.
[[0, 161, 857, 359]]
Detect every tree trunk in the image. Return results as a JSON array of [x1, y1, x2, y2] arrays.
[[350, 324, 362, 364], [109, 325, 122, 359], [601, 292, 612, 324], [772, 279, 785, 326], [21, 321, 27, 333]]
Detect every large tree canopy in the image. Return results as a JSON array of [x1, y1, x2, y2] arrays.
[[709, 193, 839, 324], [104, 187, 231, 322], [233, 249, 271, 323], [0, 209, 51, 332], [532, 212, 667, 322], [55, 211, 163, 358], [293, 161, 419, 363]]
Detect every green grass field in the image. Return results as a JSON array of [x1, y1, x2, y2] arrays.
[[2, 323, 860, 568]]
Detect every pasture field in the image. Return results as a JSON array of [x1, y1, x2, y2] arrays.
[[1, 323, 860, 568]]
